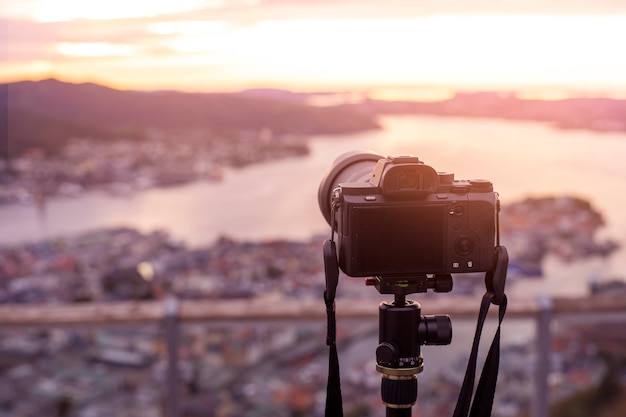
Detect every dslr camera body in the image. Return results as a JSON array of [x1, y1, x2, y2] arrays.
[[319, 152, 499, 277]]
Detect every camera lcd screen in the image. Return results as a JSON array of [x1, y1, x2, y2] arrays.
[[351, 204, 446, 274]]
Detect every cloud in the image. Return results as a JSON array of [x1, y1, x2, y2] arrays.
[[2, 16, 169, 61], [3, 1, 626, 89], [228, 0, 626, 20], [1, 0, 226, 22]]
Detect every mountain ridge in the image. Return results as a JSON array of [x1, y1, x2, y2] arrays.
[[1, 78, 380, 157], [3, 78, 626, 159]]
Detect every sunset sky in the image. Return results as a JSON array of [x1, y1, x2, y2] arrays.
[[2, 1, 626, 97]]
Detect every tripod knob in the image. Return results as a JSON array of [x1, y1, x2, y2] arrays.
[[432, 274, 453, 293], [376, 342, 398, 366], [419, 315, 453, 345]]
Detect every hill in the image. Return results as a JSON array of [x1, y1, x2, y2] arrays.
[[1, 79, 380, 157], [361, 91, 626, 132], [5, 79, 626, 160]]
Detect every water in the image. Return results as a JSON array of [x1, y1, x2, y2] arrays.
[[2, 115, 626, 293]]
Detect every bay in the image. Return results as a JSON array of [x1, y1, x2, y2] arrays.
[[1, 115, 625, 296]]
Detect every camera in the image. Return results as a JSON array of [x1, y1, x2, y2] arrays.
[[318, 151, 499, 277]]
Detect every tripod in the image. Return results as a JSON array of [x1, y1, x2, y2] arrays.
[[369, 275, 453, 416], [323, 240, 508, 417]]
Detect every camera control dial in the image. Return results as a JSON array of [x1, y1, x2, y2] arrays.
[[454, 236, 475, 256], [470, 179, 493, 191], [438, 172, 454, 183]]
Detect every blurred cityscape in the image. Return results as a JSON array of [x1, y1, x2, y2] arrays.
[[0, 130, 307, 207], [0, 222, 624, 416]]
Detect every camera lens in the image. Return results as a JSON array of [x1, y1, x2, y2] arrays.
[[318, 150, 383, 225]]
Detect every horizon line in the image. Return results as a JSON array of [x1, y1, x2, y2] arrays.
[[5, 75, 626, 101]]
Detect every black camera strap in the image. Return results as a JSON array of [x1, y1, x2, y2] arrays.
[[323, 239, 343, 417], [324, 193, 343, 417], [453, 246, 509, 417]]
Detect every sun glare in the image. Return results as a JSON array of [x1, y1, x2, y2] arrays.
[[149, 21, 231, 36], [173, 16, 626, 89]]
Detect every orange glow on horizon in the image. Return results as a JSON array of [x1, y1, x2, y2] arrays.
[[3, 6, 626, 98]]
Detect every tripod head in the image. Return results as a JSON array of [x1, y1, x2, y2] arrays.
[[370, 275, 453, 414]]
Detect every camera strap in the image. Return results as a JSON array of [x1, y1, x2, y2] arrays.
[[323, 238, 343, 417], [453, 246, 509, 417]]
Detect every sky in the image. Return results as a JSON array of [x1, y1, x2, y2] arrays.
[[2, 0, 626, 97]]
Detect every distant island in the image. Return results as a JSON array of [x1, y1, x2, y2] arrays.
[[358, 92, 626, 133], [500, 196, 620, 277]]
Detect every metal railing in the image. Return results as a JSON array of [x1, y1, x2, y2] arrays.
[[0, 293, 624, 417]]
